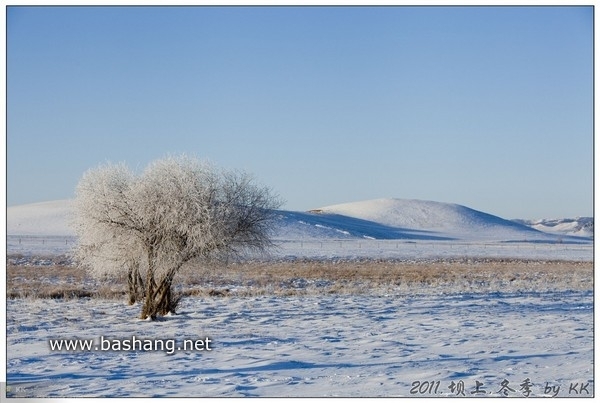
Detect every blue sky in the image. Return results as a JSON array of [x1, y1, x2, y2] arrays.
[[7, 6, 593, 219]]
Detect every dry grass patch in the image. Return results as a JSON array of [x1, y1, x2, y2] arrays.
[[7, 258, 593, 300], [6, 264, 124, 299], [177, 258, 593, 295]]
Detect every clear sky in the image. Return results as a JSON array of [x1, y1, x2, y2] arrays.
[[7, 6, 593, 219]]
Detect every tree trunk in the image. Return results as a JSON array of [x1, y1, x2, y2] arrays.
[[140, 275, 180, 319], [139, 254, 181, 320], [140, 247, 158, 320], [140, 274, 159, 320], [127, 261, 145, 305], [155, 275, 176, 316]]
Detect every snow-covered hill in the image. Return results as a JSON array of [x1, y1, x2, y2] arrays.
[[7, 200, 74, 236], [304, 198, 540, 241], [273, 198, 591, 243], [513, 217, 594, 238], [7, 198, 593, 244]]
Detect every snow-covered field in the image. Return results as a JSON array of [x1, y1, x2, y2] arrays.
[[5, 198, 595, 397], [5, 235, 593, 263], [5, 290, 594, 397]]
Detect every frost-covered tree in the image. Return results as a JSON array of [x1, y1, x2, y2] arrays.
[[72, 155, 281, 319]]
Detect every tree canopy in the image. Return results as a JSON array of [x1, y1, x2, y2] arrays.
[[72, 155, 282, 319]]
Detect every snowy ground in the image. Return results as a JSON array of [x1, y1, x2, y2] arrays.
[[6, 236, 593, 263], [271, 239, 592, 262], [5, 198, 595, 398], [6, 289, 593, 398]]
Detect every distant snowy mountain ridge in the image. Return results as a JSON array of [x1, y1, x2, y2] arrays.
[[512, 217, 593, 238]]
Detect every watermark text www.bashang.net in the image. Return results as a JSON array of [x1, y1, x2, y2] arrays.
[[48, 336, 212, 355]]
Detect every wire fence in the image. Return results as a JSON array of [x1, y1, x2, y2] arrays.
[[273, 239, 593, 261], [275, 238, 592, 250], [7, 236, 77, 256], [8, 235, 76, 246], [6, 235, 593, 261]]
